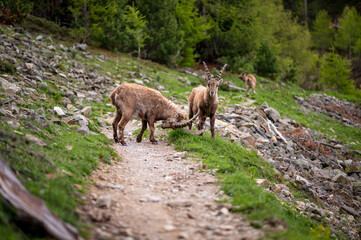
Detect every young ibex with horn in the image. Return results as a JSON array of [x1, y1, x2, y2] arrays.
[[110, 83, 198, 145], [188, 62, 227, 139], [238, 71, 256, 97]]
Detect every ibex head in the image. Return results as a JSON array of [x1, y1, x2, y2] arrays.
[[203, 61, 227, 97], [238, 71, 249, 82]]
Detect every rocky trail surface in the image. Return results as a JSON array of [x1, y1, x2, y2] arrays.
[[78, 121, 263, 240]]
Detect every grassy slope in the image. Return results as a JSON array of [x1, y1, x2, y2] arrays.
[[0, 27, 118, 238]]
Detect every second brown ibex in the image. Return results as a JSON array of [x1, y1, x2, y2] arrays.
[[239, 71, 256, 97], [188, 62, 227, 139]]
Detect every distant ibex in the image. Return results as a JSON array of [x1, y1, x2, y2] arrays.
[[110, 83, 198, 145], [239, 72, 256, 97], [188, 62, 227, 139]]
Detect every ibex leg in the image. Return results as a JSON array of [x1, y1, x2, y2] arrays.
[[137, 120, 148, 143], [210, 114, 216, 139], [117, 114, 131, 146], [148, 116, 158, 144], [112, 110, 122, 143]]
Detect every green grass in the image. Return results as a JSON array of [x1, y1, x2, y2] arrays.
[[0, 119, 117, 238], [168, 130, 331, 239]]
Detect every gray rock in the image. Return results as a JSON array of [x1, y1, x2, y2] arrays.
[[264, 107, 281, 122], [167, 200, 192, 208], [35, 35, 43, 41], [60, 97, 71, 106], [73, 43, 88, 51], [53, 106, 66, 117], [97, 117, 107, 128], [173, 151, 187, 159], [259, 101, 269, 110], [96, 195, 112, 209], [25, 134, 46, 146], [254, 179, 270, 188], [0, 77, 20, 94], [300, 105, 309, 114], [295, 175, 311, 187], [81, 106, 92, 117], [333, 174, 351, 186], [76, 125, 90, 135], [129, 79, 144, 85]]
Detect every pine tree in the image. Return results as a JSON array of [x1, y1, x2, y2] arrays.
[[124, 4, 148, 75], [319, 51, 354, 93], [334, 6, 361, 58], [68, 0, 116, 43], [136, 0, 184, 65], [312, 10, 334, 52], [175, 0, 210, 67]]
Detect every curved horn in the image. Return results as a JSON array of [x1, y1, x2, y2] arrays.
[[161, 110, 200, 129], [171, 110, 200, 129], [216, 64, 227, 80], [203, 61, 212, 80]]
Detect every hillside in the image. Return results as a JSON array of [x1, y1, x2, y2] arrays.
[[0, 23, 361, 240]]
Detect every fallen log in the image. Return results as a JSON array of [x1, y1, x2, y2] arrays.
[[180, 128, 205, 135], [0, 156, 83, 240]]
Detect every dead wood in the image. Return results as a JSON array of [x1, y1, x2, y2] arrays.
[[0, 155, 83, 240], [179, 128, 205, 135]]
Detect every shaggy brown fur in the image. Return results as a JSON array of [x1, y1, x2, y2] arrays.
[[239, 73, 256, 97], [110, 83, 186, 145], [188, 62, 227, 139]]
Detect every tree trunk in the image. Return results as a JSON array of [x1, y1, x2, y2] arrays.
[[304, 0, 308, 25], [0, 156, 83, 240], [138, 36, 141, 76], [83, 0, 89, 43]]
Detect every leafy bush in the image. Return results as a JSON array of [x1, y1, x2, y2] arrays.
[[319, 51, 355, 94], [255, 43, 278, 77], [0, 0, 33, 24], [0, 59, 16, 75], [22, 15, 69, 40]]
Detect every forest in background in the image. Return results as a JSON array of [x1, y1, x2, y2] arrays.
[[1, 0, 361, 96]]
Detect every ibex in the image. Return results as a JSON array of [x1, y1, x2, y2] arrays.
[[110, 83, 198, 145], [239, 72, 256, 97], [188, 62, 227, 139]]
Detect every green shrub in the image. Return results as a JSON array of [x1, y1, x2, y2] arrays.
[[255, 43, 278, 77], [319, 51, 355, 94], [0, 59, 16, 75], [0, 0, 33, 24], [22, 15, 69, 40]]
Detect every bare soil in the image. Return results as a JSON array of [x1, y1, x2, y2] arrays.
[[78, 120, 263, 240]]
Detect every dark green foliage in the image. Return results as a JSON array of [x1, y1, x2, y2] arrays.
[[319, 51, 357, 94], [0, 0, 33, 24], [334, 6, 361, 58], [21, 15, 69, 39], [255, 43, 278, 77], [0, 59, 16, 75], [175, 0, 209, 67], [68, 0, 117, 43], [312, 10, 334, 52], [136, 0, 184, 65]]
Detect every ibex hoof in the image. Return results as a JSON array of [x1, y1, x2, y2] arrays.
[[151, 141, 158, 145], [136, 137, 142, 143], [121, 141, 128, 146]]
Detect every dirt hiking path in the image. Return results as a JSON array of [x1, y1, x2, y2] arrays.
[[79, 121, 263, 240]]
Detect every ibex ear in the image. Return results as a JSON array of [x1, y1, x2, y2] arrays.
[[218, 78, 223, 84], [204, 77, 209, 83]]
